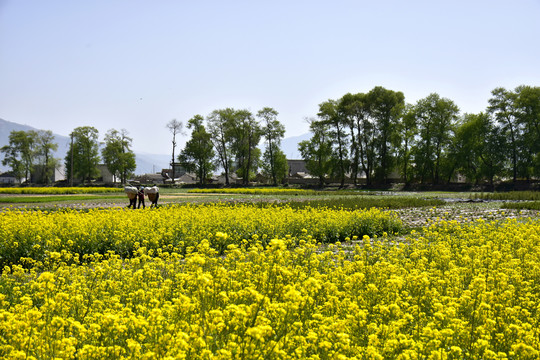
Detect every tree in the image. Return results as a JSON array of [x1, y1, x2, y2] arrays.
[[298, 118, 333, 187], [339, 93, 364, 186], [178, 115, 215, 185], [65, 126, 100, 185], [353, 94, 377, 186], [396, 104, 418, 184], [318, 99, 348, 188], [101, 129, 136, 185], [488, 87, 523, 183], [261, 148, 288, 184], [207, 109, 235, 185], [258, 107, 286, 185], [1, 130, 36, 183], [34, 130, 59, 184], [367, 86, 405, 183], [514, 85, 540, 178], [166, 119, 185, 183], [413, 93, 459, 184], [227, 109, 262, 185], [453, 113, 506, 186]]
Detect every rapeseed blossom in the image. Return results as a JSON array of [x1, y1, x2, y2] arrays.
[[0, 217, 538, 358], [0, 203, 401, 267]]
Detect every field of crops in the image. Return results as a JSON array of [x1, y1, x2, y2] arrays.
[[0, 187, 122, 195], [0, 189, 539, 359]]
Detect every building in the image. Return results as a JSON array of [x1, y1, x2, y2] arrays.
[[97, 164, 117, 184], [30, 164, 66, 184], [287, 159, 308, 177], [0, 171, 19, 184]]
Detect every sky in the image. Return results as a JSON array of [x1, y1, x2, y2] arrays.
[[1, 0, 540, 155]]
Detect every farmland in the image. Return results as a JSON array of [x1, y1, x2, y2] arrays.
[[0, 187, 539, 359]]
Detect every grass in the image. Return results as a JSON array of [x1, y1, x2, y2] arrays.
[[471, 191, 540, 201], [248, 196, 446, 210], [501, 201, 540, 210]]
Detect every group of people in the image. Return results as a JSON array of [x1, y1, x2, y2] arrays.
[[125, 185, 159, 209]]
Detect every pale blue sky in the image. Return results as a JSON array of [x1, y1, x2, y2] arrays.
[[1, 0, 539, 155]]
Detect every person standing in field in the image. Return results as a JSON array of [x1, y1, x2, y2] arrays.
[[125, 186, 138, 209], [137, 186, 146, 209], [144, 186, 160, 208]]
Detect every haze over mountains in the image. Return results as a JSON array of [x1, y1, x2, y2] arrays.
[[0, 118, 307, 175]]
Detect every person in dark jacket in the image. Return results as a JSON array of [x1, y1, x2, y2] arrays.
[[137, 187, 145, 209]]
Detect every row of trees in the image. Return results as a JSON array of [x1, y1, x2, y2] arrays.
[[175, 107, 289, 186], [64, 126, 137, 185], [1, 126, 136, 185], [1, 130, 58, 184], [3, 85, 538, 187], [299, 85, 540, 186]]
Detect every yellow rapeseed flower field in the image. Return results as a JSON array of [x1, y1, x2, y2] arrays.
[[0, 203, 402, 267], [0, 204, 539, 358], [187, 187, 314, 195], [0, 187, 122, 195]]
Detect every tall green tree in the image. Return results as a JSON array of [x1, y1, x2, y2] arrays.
[[367, 86, 405, 183], [1, 130, 36, 183], [514, 85, 540, 177], [318, 99, 348, 187], [261, 148, 288, 184], [488, 87, 523, 182], [396, 104, 418, 184], [453, 113, 506, 186], [207, 108, 235, 185], [34, 130, 59, 184], [413, 93, 460, 184], [355, 97, 377, 186], [298, 118, 333, 187], [101, 129, 136, 185], [338, 93, 362, 186], [258, 107, 286, 185], [178, 115, 215, 185], [65, 126, 100, 185], [228, 109, 262, 185]]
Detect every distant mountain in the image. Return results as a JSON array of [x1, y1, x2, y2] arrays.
[[280, 132, 310, 159], [0, 118, 169, 175]]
